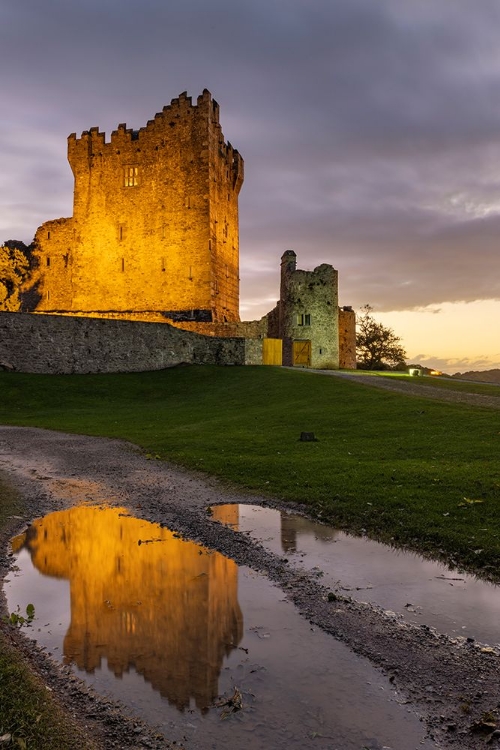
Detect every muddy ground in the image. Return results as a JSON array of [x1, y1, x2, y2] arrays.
[[1, 425, 500, 750]]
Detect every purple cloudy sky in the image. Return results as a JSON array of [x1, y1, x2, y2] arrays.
[[1, 0, 500, 369]]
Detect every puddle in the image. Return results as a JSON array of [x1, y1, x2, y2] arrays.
[[4, 505, 435, 750], [212, 504, 500, 645]]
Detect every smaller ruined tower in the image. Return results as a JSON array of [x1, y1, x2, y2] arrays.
[[278, 250, 340, 369]]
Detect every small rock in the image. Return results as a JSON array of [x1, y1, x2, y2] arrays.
[[299, 432, 318, 442]]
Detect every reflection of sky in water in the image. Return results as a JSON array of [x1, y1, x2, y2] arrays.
[[4, 506, 436, 750], [212, 504, 500, 646], [5, 548, 71, 647]]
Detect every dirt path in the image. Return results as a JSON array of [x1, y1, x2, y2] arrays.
[[1, 426, 500, 749], [307, 369, 500, 409]]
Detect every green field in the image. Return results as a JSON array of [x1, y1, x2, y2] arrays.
[[1, 365, 499, 745], [1, 365, 499, 577]]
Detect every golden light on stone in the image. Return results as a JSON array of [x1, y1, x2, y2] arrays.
[[12, 504, 243, 711], [1, 90, 357, 372], [30, 91, 243, 328]]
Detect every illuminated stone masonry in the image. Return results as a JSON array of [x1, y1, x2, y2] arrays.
[[31, 90, 243, 325], [8, 90, 356, 372]]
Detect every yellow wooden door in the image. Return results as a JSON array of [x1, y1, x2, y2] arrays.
[[262, 338, 283, 365], [293, 340, 311, 367]]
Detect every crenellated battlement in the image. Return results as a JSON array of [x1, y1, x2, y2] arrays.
[[68, 89, 223, 151], [66, 89, 242, 189]]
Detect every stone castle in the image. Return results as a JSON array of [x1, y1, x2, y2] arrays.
[[32, 90, 242, 326], [1, 90, 356, 373]]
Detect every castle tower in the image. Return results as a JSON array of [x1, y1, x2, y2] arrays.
[[278, 249, 297, 337], [30, 90, 244, 324], [278, 251, 340, 369]]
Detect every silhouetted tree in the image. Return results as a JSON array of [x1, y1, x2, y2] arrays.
[[356, 305, 407, 370]]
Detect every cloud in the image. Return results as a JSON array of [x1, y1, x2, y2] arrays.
[[2, 0, 500, 320], [412, 354, 500, 375]]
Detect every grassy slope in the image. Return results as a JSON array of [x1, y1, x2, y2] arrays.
[[376, 372, 500, 397], [0, 473, 96, 749], [0, 366, 499, 576]]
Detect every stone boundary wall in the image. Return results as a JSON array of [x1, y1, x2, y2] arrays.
[[0, 313, 263, 374]]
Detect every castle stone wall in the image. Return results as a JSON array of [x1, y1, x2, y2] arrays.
[[0, 312, 261, 374], [29, 90, 243, 325], [338, 308, 356, 369]]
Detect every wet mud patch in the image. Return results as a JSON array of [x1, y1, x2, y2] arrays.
[[5, 505, 435, 750]]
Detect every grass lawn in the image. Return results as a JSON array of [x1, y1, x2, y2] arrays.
[[0, 473, 96, 749], [1, 365, 499, 577]]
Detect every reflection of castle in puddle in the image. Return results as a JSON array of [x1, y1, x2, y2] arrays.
[[12, 505, 243, 712], [211, 504, 338, 554], [279, 513, 338, 553]]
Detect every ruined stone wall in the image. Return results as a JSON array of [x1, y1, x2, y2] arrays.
[[265, 304, 280, 338], [0, 312, 261, 374], [30, 90, 243, 325], [161, 317, 268, 339], [24, 310, 270, 339], [279, 252, 340, 369], [338, 307, 356, 369], [31, 218, 75, 310]]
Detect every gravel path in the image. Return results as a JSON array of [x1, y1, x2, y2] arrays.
[[1, 426, 500, 749], [306, 369, 500, 409]]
